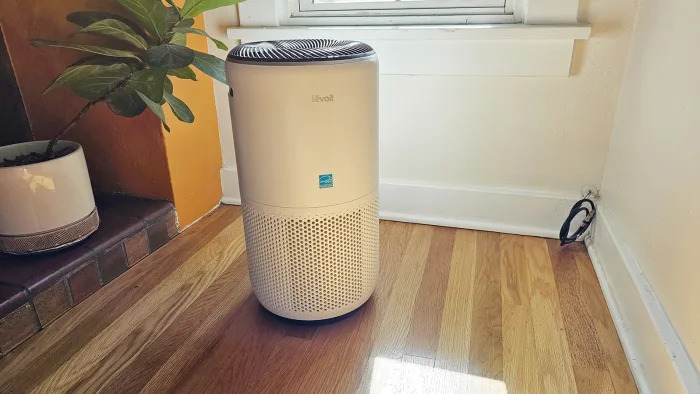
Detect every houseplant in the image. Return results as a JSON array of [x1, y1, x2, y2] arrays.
[[0, 0, 243, 254]]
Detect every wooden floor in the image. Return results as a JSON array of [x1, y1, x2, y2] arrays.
[[0, 206, 636, 393]]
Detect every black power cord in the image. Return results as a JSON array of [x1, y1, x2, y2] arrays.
[[559, 196, 596, 245]]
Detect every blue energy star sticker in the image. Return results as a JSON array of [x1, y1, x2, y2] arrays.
[[319, 174, 333, 189]]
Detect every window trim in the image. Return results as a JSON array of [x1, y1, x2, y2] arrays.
[[282, 13, 515, 26], [289, 0, 512, 25], [296, 0, 506, 12]]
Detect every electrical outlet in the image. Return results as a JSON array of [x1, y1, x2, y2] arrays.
[[581, 185, 600, 200]]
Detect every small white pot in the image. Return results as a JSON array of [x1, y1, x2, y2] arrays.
[[0, 140, 99, 255]]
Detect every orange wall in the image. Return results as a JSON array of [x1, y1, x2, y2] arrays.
[[0, 0, 173, 201], [1, 0, 225, 228], [161, 6, 223, 228]]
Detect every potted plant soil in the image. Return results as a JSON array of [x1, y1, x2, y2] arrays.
[[0, 0, 243, 255]]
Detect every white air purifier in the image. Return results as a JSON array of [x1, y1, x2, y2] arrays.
[[226, 40, 379, 320]]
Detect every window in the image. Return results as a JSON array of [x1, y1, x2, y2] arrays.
[[288, 0, 515, 25]]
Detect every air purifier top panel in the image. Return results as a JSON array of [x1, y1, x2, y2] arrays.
[[227, 39, 375, 64]]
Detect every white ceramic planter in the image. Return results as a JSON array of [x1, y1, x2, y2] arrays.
[[0, 141, 98, 254]]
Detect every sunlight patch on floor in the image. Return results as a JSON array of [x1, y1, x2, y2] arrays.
[[370, 356, 507, 394]]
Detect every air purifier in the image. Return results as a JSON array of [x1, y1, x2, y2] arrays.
[[226, 39, 379, 320]]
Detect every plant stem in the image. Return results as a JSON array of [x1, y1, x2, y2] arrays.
[[43, 101, 94, 159], [43, 78, 131, 160]]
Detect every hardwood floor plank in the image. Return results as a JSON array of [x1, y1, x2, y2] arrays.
[[31, 217, 246, 393], [0, 206, 240, 393], [501, 234, 543, 393], [468, 231, 503, 381], [500, 234, 529, 307], [572, 246, 638, 394], [257, 300, 376, 393], [343, 220, 414, 393], [523, 237, 577, 393], [433, 229, 477, 392], [435, 229, 477, 368], [357, 224, 434, 393], [395, 354, 436, 393], [547, 240, 615, 393], [174, 294, 288, 393], [282, 323, 318, 340], [370, 224, 434, 358], [99, 251, 249, 393], [141, 255, 250, 394], [372, 221, 418, 315], [404, 226, 456, 359]]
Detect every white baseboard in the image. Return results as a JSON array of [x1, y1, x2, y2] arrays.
[[585, 207, 699, 394], [220, 166, 241, 205], [379, 180, 579, 238], [220, 172, 579, 238]]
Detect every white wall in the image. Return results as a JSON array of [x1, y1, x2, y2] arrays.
[[206, 0, 637, 205], [599, 0, 700, 377]]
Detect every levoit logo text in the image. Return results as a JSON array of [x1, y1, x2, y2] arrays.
[[312, 94, 334, 103]]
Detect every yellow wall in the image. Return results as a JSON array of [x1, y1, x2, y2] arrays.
[[162, 11, 223, 228]]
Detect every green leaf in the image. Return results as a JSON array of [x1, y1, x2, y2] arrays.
[[137, 92, 170, 132], [71, 55, 143, 72], [191, 50, 226, 84], [43, 68, 84, 94], [107, 87, 147, 117], [43, 63, 131, 94], [43, 64, 132, 100], [165, 7, 181, 29], [176, 18, 195, 28], [66, 11, 150, 42], [144, 44, 194, 69], [164, 76, 174, 96], [30, 39, 141, 60], [79, 19, 148, 50], [70, 55, 132, 67], [116, 0, 168, 41], [168, 67, 197, 81], [164, 91, 194, 122], [180, 0, 245, 19], [169, 32, 187, 46], [172, 27, 227, 50], [127, 68, 167, 103]]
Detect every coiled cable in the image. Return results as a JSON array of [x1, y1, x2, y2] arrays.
[[559, 196, 596, 245]]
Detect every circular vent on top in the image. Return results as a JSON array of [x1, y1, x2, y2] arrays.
[[227, 39, 375, 63]]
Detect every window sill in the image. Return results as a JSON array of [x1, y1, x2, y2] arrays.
[[226, 24, 591, 76], [228, 24, 590, 41]]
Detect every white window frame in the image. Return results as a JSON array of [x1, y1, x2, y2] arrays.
[[298, 0, 504, 11], [269, 0, 517, 25], [292, 0, 510, 25], [231, 0, 589, 77]]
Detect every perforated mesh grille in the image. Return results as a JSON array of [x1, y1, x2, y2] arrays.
[[243, 196, 379, 318], [227, 39, 375, 63]]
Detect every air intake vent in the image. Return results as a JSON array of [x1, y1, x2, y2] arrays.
[[242, 193, 379, 319], [227, 39, 375, 63]]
